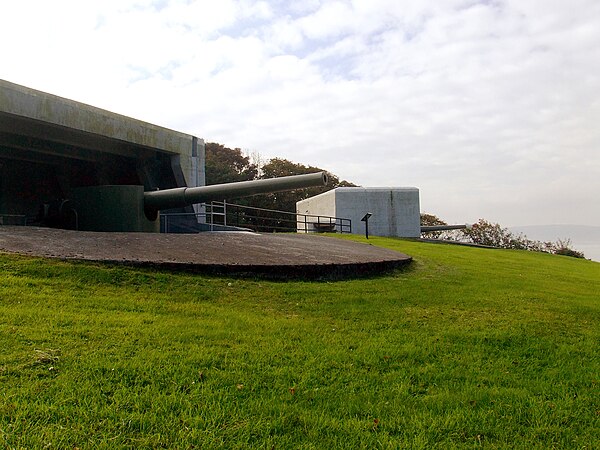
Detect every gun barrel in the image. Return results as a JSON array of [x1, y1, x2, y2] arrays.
[[144, 171, 328, 211], [420, 224, 468, 232]]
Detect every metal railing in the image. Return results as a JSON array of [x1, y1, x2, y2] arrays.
[[0, 214, 28, 226], [160, 204, 227, 233], [161, 201, 351, 234]]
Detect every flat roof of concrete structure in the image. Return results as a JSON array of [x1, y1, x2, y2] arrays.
[[297, 186, 420, 202], [0, 79, 196, 162], [334, 187, 419, 191]]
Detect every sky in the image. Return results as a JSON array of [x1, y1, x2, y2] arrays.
[[2, 0, 599, 227]]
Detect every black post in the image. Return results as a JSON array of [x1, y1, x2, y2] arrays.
[[361, 213, 373, 239]]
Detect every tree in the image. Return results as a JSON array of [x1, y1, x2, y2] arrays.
[[461, 219, 516, 248], [244, 158, 356, 231], [204, 146, 356, 212], [553, 240, 586, 259], [250, 158, 356, 214], [203, 144, 357, 231], [204, 143, 257, 185]]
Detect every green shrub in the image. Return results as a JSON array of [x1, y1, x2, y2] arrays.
[[421, 216, 586, 259]]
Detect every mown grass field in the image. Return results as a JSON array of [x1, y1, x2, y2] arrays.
[[1, 236, 599, 449]]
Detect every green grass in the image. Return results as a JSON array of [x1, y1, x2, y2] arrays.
[[1, 236, 599, 449]]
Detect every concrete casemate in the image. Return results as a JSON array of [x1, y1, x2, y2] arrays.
[[0, 79, 204, 219]]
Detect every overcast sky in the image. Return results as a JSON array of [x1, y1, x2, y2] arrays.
[[2, 0, 599, 226]]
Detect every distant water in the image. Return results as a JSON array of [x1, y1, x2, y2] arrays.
[[509, 225, 600, 262], [578, 244, 600, 262]]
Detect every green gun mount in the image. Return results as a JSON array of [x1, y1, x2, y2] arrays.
[[69, 171, 328, 232]]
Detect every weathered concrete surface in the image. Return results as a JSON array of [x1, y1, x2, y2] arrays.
[[0, 79, 193, 156], [0, 226, 411, 279], [0, 78, 204, 190]]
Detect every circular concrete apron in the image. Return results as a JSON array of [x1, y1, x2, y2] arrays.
[[0, 226, 411, 279]]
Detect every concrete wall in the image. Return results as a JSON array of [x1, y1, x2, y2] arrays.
[[296, 189, 337, 217], [295, 189, 337, 231], [297, 187, 420, 237]]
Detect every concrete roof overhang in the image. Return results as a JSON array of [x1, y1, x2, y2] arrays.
[[0, 79, 195, 166]]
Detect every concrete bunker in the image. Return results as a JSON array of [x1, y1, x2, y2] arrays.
[[297, 187, 421, 238], [0, 79, 205, 228]]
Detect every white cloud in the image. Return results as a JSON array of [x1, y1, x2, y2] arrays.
[[1, 0, 599, 226]]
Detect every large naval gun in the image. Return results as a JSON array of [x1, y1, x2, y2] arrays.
[[53, 171, 327, 232]]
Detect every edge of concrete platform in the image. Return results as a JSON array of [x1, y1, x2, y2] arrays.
[[60, 257, 413, 280]]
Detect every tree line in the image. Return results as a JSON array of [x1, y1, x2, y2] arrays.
[[204, 142, 355, 231]]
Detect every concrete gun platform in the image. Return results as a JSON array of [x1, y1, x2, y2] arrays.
[[0, 226, 411, 279]]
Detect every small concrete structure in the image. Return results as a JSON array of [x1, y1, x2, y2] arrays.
[[297, 187, 421, 238]]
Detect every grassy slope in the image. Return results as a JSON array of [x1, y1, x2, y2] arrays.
[[0, 237, 598, 449]]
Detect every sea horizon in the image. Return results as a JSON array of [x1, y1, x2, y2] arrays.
[[509, 224, 600, 262]]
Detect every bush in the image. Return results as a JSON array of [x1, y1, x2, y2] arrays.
[[553, 239, 586, 259], [423, 217, 586, 259]]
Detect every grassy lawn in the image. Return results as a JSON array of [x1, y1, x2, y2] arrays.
[[1, 236, 599, 449]]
